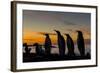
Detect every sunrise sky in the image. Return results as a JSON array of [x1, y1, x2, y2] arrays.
[[23, 10, 91, 45]]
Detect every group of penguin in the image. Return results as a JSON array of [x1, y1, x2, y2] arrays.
[[54, 30, 85, 56], [24, 30, 85, 57]]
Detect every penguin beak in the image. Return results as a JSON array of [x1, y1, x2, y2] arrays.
[[54, 30, 58, 33]]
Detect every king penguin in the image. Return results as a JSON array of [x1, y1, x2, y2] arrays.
[[65, 34, 75, 56], [54, 30, 65, 56], [76, 30, 85, 57], [44, 34, 52, 55]]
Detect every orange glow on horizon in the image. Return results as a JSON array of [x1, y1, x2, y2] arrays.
[[23, 31, 90, 45]]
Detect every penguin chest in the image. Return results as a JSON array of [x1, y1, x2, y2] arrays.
[[45, 38, 51, 47], [58, 36, 65, 49]]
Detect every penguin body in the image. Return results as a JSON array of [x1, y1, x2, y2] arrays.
[[55, 30, 65, 56], [77, 31, 85, 56], [65, 34, 75, 56], [44, 34, 52, 55]]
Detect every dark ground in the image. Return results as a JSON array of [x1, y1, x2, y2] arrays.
[[23, 53, 91, 63]]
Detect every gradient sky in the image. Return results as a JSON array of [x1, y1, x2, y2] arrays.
[[23, 10, 91, 45]]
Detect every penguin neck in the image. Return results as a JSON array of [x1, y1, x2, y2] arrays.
[[67, 35, 70, 38], [78, 33, 83, 37], [57, 32, 61, 36], [58, 34, 63, 40], [46, 36, 49, 38]]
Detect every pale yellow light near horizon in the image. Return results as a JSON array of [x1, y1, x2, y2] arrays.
[[23, 30, 90, 45]]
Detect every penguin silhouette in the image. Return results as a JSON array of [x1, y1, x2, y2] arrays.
[[54, 30, 65, 56], [76, 30, 85, 57], [23, 43, 31, 54], [44, 34, 52, 55], [33, 43, 44, 55], [65, 34, 75, 56]]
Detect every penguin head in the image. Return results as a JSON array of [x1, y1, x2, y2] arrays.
[[44, 33, 49, 37], [54, 30, 60, 34], [64, 34, 70, 38], [76, 30, 82, 35]]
